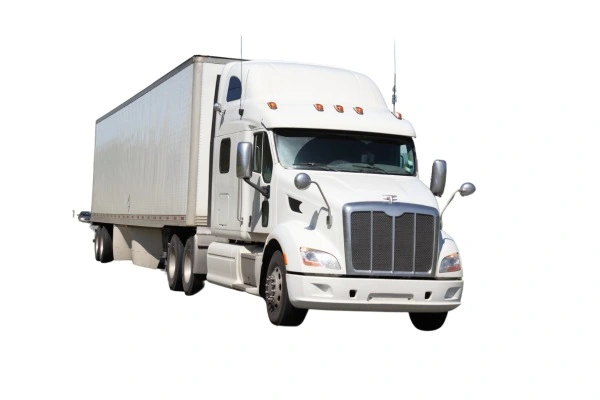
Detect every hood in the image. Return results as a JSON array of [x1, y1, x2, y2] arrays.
[[304, 171, 439, 210]]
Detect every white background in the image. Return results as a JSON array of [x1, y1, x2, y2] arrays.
[[1, 0, 598, 398]]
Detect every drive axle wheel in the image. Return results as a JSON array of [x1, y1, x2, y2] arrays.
[[182, 237, 205, 296], [166, 234, 184, 292], [265, 251, 307, 326], [409, 312, 447, 331]]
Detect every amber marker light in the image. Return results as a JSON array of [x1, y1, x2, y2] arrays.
[[267, 102, 278, 110], [393, 111, 403, 119], [314, 103, 324, 112], [334, 105, 344, 113], [354, 106, 364, 115]]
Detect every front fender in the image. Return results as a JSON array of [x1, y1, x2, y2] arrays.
[[265, 221, 345, 274]]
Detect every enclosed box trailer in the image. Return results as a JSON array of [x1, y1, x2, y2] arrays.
[[92, 56, 233, 228]]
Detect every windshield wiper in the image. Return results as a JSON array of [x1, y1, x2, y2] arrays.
[[351, 164, 389, 174], [293, 163, 336, 171]]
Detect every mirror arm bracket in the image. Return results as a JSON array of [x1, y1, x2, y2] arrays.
[[309, 181, 332, 229], [440, 190, 459, 220], [243, 178, 270, 199]]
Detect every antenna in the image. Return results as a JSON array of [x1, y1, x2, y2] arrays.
[[392, 40, 397, 113], [239, 36, 243, 117]]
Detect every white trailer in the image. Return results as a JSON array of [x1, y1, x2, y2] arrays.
[[85, 55, 475, 329]]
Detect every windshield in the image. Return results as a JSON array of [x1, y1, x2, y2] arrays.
[[273, 129, 416, 176]]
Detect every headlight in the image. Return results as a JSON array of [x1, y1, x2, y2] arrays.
[[300, 247, 341, 270], [439, 252, 461, 273]]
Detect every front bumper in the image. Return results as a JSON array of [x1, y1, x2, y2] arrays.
[[287, 273, 463, 312]]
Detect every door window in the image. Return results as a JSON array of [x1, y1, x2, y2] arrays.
[[252, 132, 273, 183]]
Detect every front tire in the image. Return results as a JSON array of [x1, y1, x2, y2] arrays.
[[409, 312, 447, 331], [182, 237, 205, 296], [166, 235, 184, 292], [264, 251, 307, 326]]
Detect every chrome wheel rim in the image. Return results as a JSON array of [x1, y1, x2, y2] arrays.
[[265, 266, 283, 313], [95, 231, 100, 255], [167, 249, 176, 279], [183, 251, 192, 283], [98, 233, 103, 256]]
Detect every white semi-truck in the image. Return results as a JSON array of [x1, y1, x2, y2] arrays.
[[83, 55, 475, 330]]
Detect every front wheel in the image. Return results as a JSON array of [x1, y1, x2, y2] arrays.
[[409, 312, 447, 331], [264, 251, 307, 326]]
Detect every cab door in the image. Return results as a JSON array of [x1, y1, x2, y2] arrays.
[[246, 131, 273, 234], [213, 136, 235, 229]]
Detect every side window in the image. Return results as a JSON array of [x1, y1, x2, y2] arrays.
[[253, 133, 262, 173], [219, 138, 231, 173], [262, 136, 273, 183], [226, 76, 242, 102], [251, 132, 273, 183]]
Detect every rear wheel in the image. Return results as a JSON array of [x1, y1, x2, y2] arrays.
[[97, 226, 113, 263], [409, 312, 447, 331], [94, 227, 101, 261], [166, 235, 184, 291], [265, 251, 307, 326], [182, 237, 205, 296]]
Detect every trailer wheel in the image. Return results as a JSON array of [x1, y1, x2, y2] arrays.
[[264, 251, 307, 326], [182, 237, 205, 296], [166, 234, 184, 291], [94, 227, 101, 261], [98, 226, 113, 263], [409, 312, 447, 331]]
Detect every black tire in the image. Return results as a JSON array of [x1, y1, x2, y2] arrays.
[[264, 251, 307, 326], [98, 226, 113, 263], [182, 237, 206, 296], [409, 312, 447, 331], [166, 234, 184, 291], [94, 227, 101, 261]]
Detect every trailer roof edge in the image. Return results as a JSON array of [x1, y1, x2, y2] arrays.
[[96, 55, 241, 124]]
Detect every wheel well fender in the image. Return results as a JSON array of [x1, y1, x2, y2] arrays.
[[259, 222, 306, 297], [259, 239, 282, 298]]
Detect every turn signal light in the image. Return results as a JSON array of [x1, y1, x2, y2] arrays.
[[334, 105, 344, 113], [354, 106, 364, 115], [314, 103, 324, 112], [267, 102, 278, 110]]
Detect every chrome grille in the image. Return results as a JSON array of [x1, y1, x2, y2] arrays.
[[394, 213, 414, 272], [350, 212, 371, 269], [343, 202, 439, 276]]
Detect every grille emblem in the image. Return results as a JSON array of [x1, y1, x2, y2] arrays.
[[383, 195, 397, 204]]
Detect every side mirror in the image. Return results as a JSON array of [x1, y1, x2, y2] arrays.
[[441, 181, 476, 220], [459, 182, 476, 197], [236, 142, 252, 179], [430, 160, 447, 197], [294, 173, 312, 190]]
